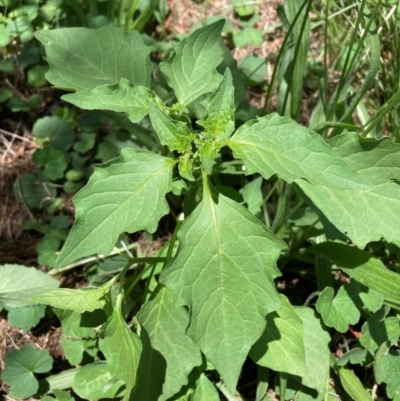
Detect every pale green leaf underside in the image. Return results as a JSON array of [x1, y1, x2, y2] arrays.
[[294, 307, 330, 393], [198, 68, 235, 138], [26, 278, 115, 313], [35, 25, 151, 91], [311, 243, 399, 309], [62, 79, 155, 123], [149, 103, 195, 152], [0, 264, 59, 309], [160, 21, 224, 105], [56, 149, 175, 267], [298, 180, 400, 247], [298, 133, 400, 246], [99, 296, 142, 401], [229, 113, 370, 190], [135, 285, 202, 401], [316, 286, 360, 333], [160, 180, 286, 392], [250, 294, 305, 376], [328, 133, 400, 185]]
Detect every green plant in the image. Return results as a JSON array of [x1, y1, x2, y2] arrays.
[[2, 2, 400, 400]]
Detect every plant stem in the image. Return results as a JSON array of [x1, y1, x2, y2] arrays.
[[216, 382, 244, 401], [49, 241, 166, 276], [163, 213, 184, 268]]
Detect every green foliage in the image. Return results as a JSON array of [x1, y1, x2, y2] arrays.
[[4, 4, 400, 400], [160, 20, 224, 105], [135, 285, 202, 400], [99, 294, 141, 401], [72, 363, 124, 400], [1, 344, 53, 399], [35, 25, 152, 91], [0, 264, 59, 308], [316, 286, 360, 333]]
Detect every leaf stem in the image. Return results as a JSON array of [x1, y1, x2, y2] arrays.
[[163, 213, 184, 268], [216, 382, 244, 401], [49, 241, 166, 276]]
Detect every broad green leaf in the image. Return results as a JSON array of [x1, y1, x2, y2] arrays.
[[337, 348, 367, 366], [311, 243, 400, 309], [328, 133, 400, 185], [160, 179, 286, 391], [99, 294, 142, 401], [160, 21, 224, 105], [135, 285, 202, 401], [72, 362, 125, 400], [7, 304, 46, 332], [192, 374, 220, 401], [375, 342, 400, 399], [360, 308, 400, 352], [56, 149, 175, 267], [197, 68, 235, 139], [26, 277, 115, 313], [239, 176, 263, 216], [229, 113, 370, 189], [33, 116, 75, 151], [149, 103, 195, 152], [250, 294, 305, 376], [33, 147, 68, 180], [293, 307, 330, 393], [0, 264, 59, 308], [316, 286, 360, 333], [298, 134, 400, 246], [199, 141, 220, 175], [1, 344, 53, 399], [35, 25, 152, 91], [63, 80, 155, 123]]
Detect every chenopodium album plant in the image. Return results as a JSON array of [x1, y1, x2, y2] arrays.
[[27, 20, 400, 400]]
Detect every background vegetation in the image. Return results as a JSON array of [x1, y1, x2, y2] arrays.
[[1, 0, 400, 400]]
